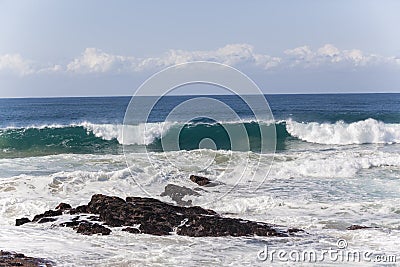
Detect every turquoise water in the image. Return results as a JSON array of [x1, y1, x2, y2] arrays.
[[1, 94, 399, 157]]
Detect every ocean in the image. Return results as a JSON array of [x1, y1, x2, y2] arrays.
[[0, 93, 399, 266]]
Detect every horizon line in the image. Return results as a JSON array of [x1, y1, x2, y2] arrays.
[[1, 91, 400, 100]]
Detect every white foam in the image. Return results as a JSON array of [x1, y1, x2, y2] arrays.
[[0, 150, 400, 265], [286, 118, 400, 145], [271, 149, 400, 178], [79, 121, 176, 145]]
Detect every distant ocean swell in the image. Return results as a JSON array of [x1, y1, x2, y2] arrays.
[[1, 118, 400, 157]]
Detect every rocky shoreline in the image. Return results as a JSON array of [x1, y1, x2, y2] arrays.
[[16, 175, 304, 237]]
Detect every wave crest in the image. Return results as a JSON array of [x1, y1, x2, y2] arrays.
[[286, 118, 400, 145]]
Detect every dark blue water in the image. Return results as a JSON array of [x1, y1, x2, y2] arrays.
[[1, 94, 399, 127], [0, 93, 399, 157]]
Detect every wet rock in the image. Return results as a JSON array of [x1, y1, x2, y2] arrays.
[[75, 221, 111, 235], [55, 203, 71, 211], [0, 250, 53, 267], [59, 220, 82, 228], [347, 225, 372, 230], [176, 216, 285, 237], [15, 218, 30, 226], [160, 184, 200, 206], [288, 228, 305, 234], [69, 205, 88, 214], [18, 194, 299, 238], [190, 175, 211, 186], [32, 210, 62, 222]]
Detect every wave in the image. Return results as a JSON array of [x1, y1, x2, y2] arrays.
[[286, 118, 400, 145], [1, 118, 399, 158]]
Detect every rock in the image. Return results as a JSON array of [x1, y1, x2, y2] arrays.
[[0, 250, 53, 267], [59, 220, 82, 228], [17, 194, 300, 238], [15, 218, 30, 226], [288, 228, 304, 234], [75, 222, 111, 235], [69, 205, 88, 214], [347, 225, 372, 230], [32, 210, 62, 222], [190, 175, 211, 186], [55, 203, 71, 211], [160, 184, 200, 206]]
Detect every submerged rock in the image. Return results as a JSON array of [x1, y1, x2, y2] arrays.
[[189, 175, 220, 187], [347, 225, 372, 230], [190, 175, 211, 186], [16, 194, 300, 237]]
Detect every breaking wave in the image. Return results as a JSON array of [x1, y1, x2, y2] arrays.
[[0, 118, 399, 157]]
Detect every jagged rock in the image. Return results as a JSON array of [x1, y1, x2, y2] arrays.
[[17, 194, 300, 238], [0, 250, 53, 267], [347, 225, 372, 230], [190, 175, 211, 186], [160, 184, 200, 206], [15, 218, 30, 226], [55, 203, 71, 211]]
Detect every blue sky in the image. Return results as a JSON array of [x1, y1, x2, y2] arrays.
[[0, 0, 400, 97]]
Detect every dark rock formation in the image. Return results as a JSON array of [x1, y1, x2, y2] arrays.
[[76, 222, 111, 235], [69, 205, 89, 214], [16, 194, 300, 238], [160, 184, 200, 206], [0, 250, 53, 267], [32, 210, 62, 222], [288, 228, 305, 234], [190, 175, 211, 186], [15, 217, 30, 226], [347, 225, 372, 230]]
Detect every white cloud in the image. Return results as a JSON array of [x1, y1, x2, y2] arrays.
[[0, 54, 34, 75], [284, 43, 391, 68], [135, 44, 281, 71], [66, 48, 136, 73], [1, 44, 399, 75]]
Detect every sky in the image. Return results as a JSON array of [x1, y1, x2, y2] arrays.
[[0, 0, 400, 97]]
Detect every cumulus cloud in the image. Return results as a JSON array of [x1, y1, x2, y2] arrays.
[[66, 48, 136, 73], [135, 44, 281, 71], [0, 54, 34, 75], [284, 44, 388, 68], [1, 43, 399, 75]]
